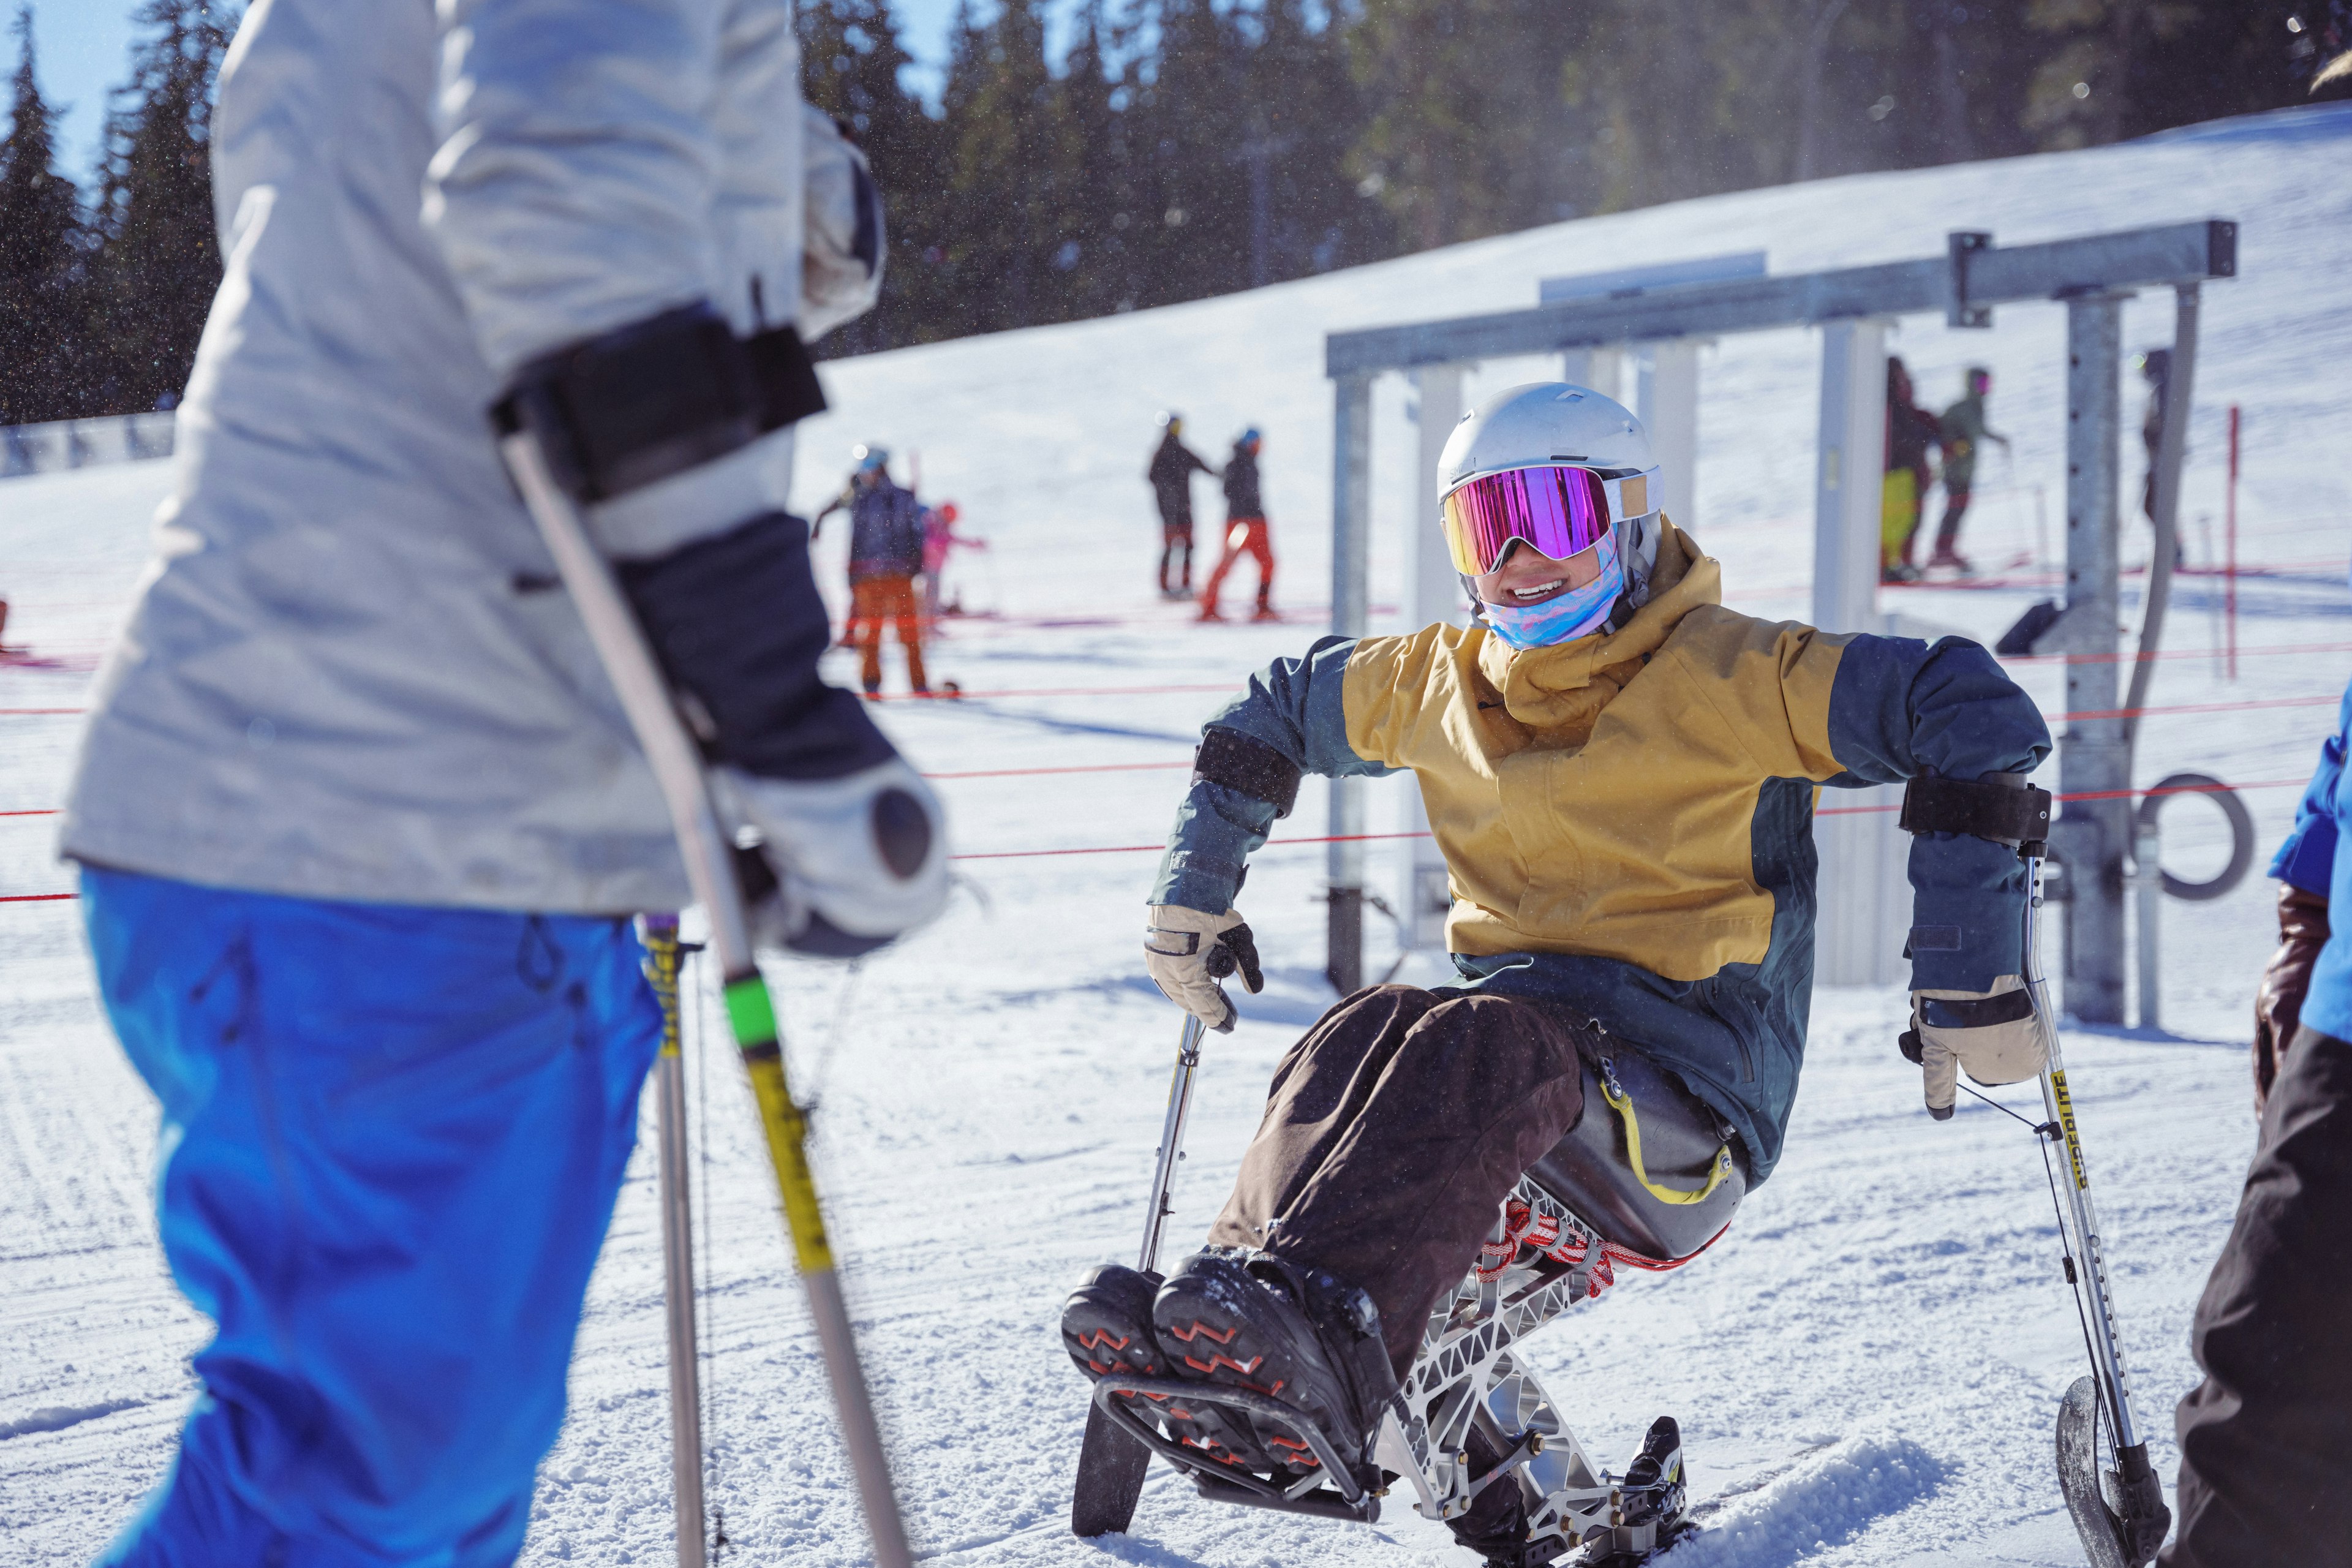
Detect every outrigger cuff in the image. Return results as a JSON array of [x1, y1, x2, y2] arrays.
[[1899, 773, 2053, 853], [1194, 727, 1304, 820]]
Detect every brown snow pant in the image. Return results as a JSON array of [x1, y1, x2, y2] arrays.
[[1206, 985, 1593, 1375], [2161, 1026, 2352, 1568]]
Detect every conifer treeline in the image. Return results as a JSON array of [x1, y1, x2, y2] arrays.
[[0, 1, 2337, 422], [808, 0, 2334, 356]]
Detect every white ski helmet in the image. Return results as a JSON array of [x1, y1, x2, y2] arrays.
[[1437, 382, 1664, 609]]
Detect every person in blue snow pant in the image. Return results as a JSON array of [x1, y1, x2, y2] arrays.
[[55, 3, 951, 1563], [2159, 680, 2352, 1568], [83, 873, 663, 1566]]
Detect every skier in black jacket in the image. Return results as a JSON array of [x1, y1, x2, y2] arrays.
[[1148, 413, 1217, 598]]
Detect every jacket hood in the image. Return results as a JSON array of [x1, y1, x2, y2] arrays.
[[1474, 518, 1720, 739]]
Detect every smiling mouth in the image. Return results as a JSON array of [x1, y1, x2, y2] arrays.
[[1512, 579, 1567, 600]]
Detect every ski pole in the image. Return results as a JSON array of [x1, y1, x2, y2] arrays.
[[641, 915, 709, 1568], [1139, 1014, 1207, 1273], [2020, 849, 2166, 1555], [500, 432, 915, 1568]]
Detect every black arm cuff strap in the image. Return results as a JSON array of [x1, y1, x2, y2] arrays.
[[1918, 988, 2035, 1030], [1194, 727, 1303, 820], [492, 304, 827, 503], [1899, 775, 2052, 851]]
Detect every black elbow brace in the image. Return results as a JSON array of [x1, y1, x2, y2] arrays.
[[492, 303, 827, 503], [1194, 728, 1303, 820]]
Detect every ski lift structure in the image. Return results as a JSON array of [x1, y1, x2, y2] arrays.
[[1322, 219, 2240, 1025]]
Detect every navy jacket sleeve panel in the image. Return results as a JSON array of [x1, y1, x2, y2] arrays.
[[1150, 636, 1393, 913], [2271, 692, 2348, 896], [1824, 634, 2054, 991]]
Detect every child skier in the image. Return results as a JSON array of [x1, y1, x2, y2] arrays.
[[1198, 428, 1275, 622], [920, 499, 985, 620], [1061, 383, 2052, 1562]]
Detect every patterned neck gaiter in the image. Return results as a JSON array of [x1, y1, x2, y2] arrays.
[[1481, 535, 1624, 650]]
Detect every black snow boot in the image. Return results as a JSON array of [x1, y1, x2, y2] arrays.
[[1150, 1248, 1398, 1485], [1060, 1263, 1272, 1475], [1619, 1415, 1686, 1526]]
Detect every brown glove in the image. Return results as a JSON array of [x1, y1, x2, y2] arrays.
[[2254, 883, 2329, 1115]]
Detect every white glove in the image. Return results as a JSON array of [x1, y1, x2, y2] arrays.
[[1901, 974, 2048, 1120], [800, 107, 884, 341], [1145, 905, 1264, 1033], [718, 758, 947, 956]]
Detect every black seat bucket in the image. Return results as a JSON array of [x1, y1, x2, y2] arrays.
[[1525, 1050, 1747, 1264]]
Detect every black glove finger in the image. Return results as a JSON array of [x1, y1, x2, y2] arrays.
[[1898, 1027, 1924, 1066], [1205, 943, 1235, 981], [1224, 921, 1265, 993]]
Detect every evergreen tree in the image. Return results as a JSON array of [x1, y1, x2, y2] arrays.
[[1349, 0, 1598, 247], [88, 0, 236, 415], [942, 0, 1070, 333], [1245, 0, 1388, 278], [799, 0, 952, 355], [0, 6, 86, 425]]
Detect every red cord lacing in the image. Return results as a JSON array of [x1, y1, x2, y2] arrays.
[[1472, 1198, 1617, 1295], [1471, 1199, 1733, 1292]]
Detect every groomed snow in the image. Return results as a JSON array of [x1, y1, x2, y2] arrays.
[[5, 102, 2351, 1567]]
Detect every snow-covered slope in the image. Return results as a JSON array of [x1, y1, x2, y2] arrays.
[[5, 104, 2351, 1567]]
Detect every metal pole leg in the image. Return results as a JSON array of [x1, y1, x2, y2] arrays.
[[644, 916, 709, 1568], [2024, 855, 2169, 1564]]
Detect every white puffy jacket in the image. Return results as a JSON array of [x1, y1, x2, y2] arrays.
[[62, 0, 856, 913]]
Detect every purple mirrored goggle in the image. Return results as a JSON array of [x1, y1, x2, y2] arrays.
[[1439, 464, 1657, 576]]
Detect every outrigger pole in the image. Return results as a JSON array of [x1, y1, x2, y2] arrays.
[[502, 432, 916, 1568]]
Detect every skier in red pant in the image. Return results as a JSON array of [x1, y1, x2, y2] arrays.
[[1199, 429, 1275, 623]]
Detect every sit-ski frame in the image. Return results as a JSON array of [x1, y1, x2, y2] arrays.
[[1093, 1147, 1694, 1562]]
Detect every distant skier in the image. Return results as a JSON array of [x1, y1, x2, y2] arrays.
[[1880, 356, 1940, 582], [1060, 383, 2051, 1561], [1148, 411, 1216, 598], [1931, 366, 2009, 574], [815, 446, 931, 696], [1197, 428, 1275, 622], [2161, 674, 2352, 1568], [54, 6, 946, 1564], [919, 499, 986, 620]]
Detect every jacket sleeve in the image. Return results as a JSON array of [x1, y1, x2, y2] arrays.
[[1818, 634, 2052, 990], [1678, 618, 2050, 990], [2271, 693, 2348, 897], [427, 1, 815, 565], [426, 0, 726, 380], [1150, 636, 1394, 914]]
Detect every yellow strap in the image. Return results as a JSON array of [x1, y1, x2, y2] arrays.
[[1599, 1068, 1735, 1207], [639, 921, 682, 1060]]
